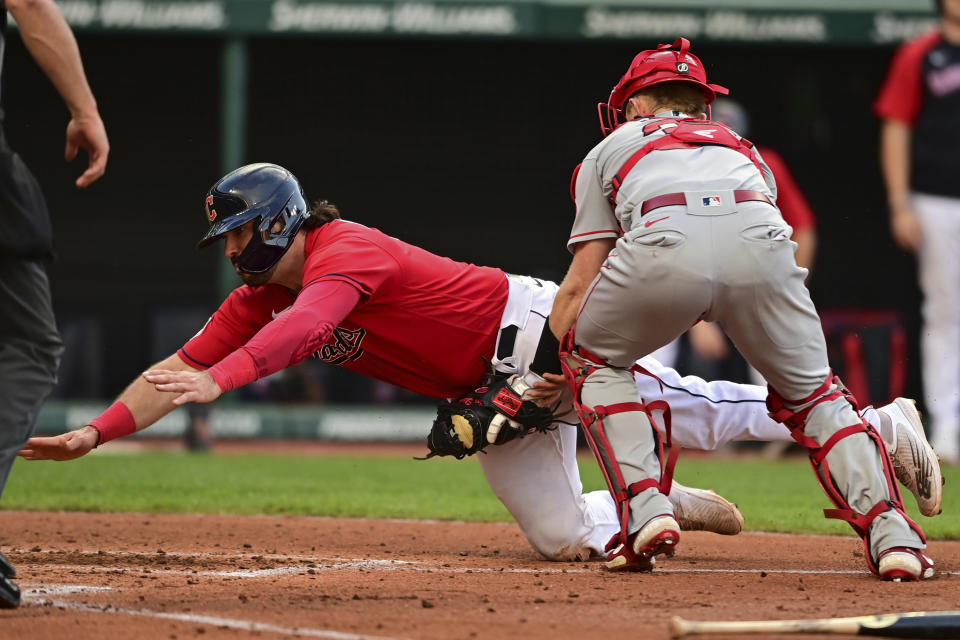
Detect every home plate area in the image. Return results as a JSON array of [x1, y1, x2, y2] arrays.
[[1, 512, 957, 640]]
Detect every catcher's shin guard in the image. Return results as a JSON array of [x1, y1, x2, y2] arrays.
[[559, 328, 679, 550], [766, 373, 926, 574]]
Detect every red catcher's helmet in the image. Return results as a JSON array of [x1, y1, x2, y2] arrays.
[[598, 37, 729, 136]]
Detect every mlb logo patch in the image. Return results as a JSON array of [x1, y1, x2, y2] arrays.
[[702, 196, 722, 207]]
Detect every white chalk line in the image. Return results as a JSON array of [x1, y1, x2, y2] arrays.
[[18, 553, 960, 640], [24, 592, 409, 640], [11, 547, 960, 577]]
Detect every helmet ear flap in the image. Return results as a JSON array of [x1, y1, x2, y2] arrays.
[[267, 207, 291, 236]]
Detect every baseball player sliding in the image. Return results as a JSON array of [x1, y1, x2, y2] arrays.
[[550, 38, 934, 580], [20, 164, 941, 567]]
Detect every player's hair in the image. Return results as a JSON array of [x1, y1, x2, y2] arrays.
[[630, 82, 707, 117], [302, 199, 342, 230]]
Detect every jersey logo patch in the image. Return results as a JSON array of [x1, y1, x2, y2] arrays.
[[313, 326, 366, 365], [702, 196, 722, 207]]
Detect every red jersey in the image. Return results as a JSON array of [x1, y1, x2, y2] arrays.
[[874, 30, 960, 197], [758, 146, 816, 232], [179, 220, 510, 398]]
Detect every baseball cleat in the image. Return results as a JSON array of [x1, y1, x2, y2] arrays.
[[877, 547, 934, 581], [877, 398, 943, 516], [669, 482, 744, 535], [604, 515, 680, 572]]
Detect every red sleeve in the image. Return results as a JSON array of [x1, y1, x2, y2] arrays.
[[177, 285, 295, 369], [760, 147, 816, 232], [207, 280, 362, 392], [874, 31, 940, 124], [302, 234, 396, 295]]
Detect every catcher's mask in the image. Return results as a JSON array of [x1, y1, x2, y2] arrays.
[[597, 37, 729, 137], [197, 163, 310, 274]]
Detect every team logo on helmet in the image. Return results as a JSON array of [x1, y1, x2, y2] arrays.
[[205, 195, 217, 221], [676, 62, 690, 74]]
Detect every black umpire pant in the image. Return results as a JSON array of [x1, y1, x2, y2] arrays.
[[0, 131, 63, 498], [0, 257, 62, 495]]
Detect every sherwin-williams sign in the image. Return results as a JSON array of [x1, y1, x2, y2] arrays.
[[29, 0, 938, 44]]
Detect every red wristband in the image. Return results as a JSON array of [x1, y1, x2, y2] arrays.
[[89, 401, 137, 447], [208, 348, 259, 393]]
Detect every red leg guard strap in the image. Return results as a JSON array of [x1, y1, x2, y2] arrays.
[[766, 374, 926, 574], [825, 500, 894, 539], [559, 326, 680, 547], [630, 363, 665, 394], [808, 424, 868, 467], [645, 399, 673, 448], [595, 402, 647, 420]]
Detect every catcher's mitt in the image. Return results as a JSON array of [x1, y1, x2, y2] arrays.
[[419, 372, 557, 459]]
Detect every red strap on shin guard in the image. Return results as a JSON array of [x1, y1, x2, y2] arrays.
[[766, 373, 926, 573], [809, 424, 868, 467], [824, 500, 893, 539], [559, 327, 680, 547]]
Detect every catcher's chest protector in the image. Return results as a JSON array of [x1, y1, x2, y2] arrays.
[[609, 118, 764, 205]]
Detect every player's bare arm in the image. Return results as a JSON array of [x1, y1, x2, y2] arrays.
[[143, 368, 222, 406], [548, 237, 616, 339], [19, 353, 199, 461], [879, 119, 921, 252], [7, 0, 109, 187]]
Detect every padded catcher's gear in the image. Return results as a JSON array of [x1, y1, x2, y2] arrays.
[[420, 372, 557, 459], [598, 37, 729, 136], [197, 163, 310, 273]]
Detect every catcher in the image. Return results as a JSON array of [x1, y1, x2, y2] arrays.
[[552, 38, 932, 579], [21, 164, 942, 565]]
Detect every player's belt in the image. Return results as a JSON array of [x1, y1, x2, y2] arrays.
[[639, 189, 773, 216]]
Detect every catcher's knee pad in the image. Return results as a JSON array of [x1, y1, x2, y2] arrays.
[[559, 328, 679, 549], [766, 373, 926, 573]]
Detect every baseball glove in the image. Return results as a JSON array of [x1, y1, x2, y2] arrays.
[[419, 372, 557, 460]]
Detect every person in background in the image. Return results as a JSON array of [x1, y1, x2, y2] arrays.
[[711, 97, 818, 276], [875, 0, 960, 463], [0, 0, 109, 609]]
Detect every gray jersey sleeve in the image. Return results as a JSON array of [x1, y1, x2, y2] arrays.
[[566, 154, 621, 253]]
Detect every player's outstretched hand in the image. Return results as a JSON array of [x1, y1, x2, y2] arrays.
[[19, 426, 99, 461], [143, 369, 222, 406]]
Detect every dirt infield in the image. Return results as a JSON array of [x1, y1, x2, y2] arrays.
[[1, 511, 958, 640]]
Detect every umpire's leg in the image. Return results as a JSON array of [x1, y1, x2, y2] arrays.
[[0, 256, 63, 496]]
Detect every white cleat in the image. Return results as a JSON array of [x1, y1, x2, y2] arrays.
[[605, 515, 680, 572], [877, 398, 944, 516], [877, 547, 935, 581], [669, 482, 744, 535]]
